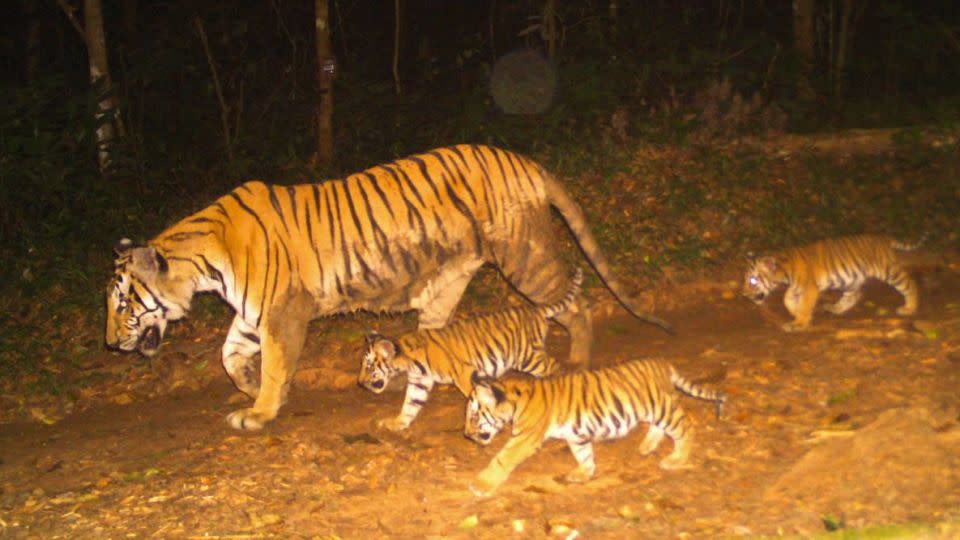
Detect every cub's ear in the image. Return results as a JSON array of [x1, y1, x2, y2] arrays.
[[744, 251, 756, 262], [129, 246, 169, 276], [365, 331, 382, 345], [114, 238, 134, 256], [372, 337, 397, 360], [473, 382, 498, 407], [757, 255, 781, 272], [490, 382, 506, 404]]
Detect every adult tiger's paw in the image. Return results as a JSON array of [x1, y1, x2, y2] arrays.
[[226, 408, 274, 431], [469, 470, 502, 497], [468, 480, 495, 498], [376, 417, 410, 432]]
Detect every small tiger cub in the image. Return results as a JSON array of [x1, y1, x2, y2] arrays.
[[464, 358, 725, 496], [358, 269, 583, 432], [743, 234, 922, 332]]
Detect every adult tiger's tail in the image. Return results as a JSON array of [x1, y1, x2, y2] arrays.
[[541, 173, 674, 334]]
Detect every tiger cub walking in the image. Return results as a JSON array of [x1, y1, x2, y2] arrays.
[[463, 358, 725, 496], [742, 234, 922, 332], [359, 269, 582, 432]]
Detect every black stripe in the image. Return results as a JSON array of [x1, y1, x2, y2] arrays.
[[269, 185, 291, 234], [287, 186, 299, 231], [366, 170, 396, 219], [408, 156, 443, 201], [241, 247, 250, 319], [343, 177, 368, 245]]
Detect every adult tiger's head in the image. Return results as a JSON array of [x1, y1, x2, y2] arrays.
[[742, 254, 785, 304], [358, 333, 402, 393], [464, 378, 515, 445], [105, 238, 194, 356]]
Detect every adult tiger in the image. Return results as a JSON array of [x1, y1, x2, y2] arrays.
[[358, 269, 581, 432], [742, 234, 923, 331], [463, 358, 725, 496], [105, 144, 671, 431]]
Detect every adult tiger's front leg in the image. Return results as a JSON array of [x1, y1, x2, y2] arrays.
[[225, 295, 311, 431], [221, 315, 262, 399]]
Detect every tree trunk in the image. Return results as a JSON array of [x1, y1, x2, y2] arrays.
[[542, 0, 557, 61], [84, 0, 119, 173], [392, 0, 401, 96], [608, 0, 618, 46], [793, 0, 816, 101], [25, 0, 42, 82], [315, 0, 334, 163]]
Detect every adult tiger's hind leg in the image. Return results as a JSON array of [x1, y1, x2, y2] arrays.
[[221, 315, 261, 399], [415, 260, 483, 330], [226, 294, 311, 431], [503, 252, 593, 366], [552, 297, 592, 367]]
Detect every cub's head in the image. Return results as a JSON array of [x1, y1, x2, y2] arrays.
[[742, 254, 784, 304], [105, 238, 192, 356], [464, 377, 515, 446], [358, 333, 401, 393]]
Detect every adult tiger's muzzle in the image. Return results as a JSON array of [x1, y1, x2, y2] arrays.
[[138, 324, 162, 355]]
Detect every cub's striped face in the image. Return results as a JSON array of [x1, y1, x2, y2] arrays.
[[465, 381, 512, 446], [105, 239, 175, 357], [742, 256, 782, 304], [358, 334, 399, 393]]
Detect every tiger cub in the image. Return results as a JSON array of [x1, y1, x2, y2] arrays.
[[464, 358, 725, 496], [742, 234, 922, 332], [359, 269, 582, 432]]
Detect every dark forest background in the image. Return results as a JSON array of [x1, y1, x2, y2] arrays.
[[1, 1, 959, 384]]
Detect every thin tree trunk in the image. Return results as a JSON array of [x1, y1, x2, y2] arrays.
[[392, 0, 401, 96], [793, 0, 816, 101], [608, 0, 617, 46], [84, 0, 119, 173], [315, 0, 334, 162], [543, 0, 557, 61], [25, 1, 41, 82]]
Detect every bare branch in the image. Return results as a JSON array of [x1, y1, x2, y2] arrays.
[[194, 16, 234, 165], [57, 0, 86, 44]]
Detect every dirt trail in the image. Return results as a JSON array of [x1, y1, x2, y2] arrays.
[[1, 272, 959, 538]]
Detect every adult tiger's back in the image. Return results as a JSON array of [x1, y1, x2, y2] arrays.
[[105, 145, 670, 431]]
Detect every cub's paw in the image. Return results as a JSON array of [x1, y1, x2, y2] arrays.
[[781, 321, 809, 332], [896, 306, 917, 316], [376, 417, 410, 432], [469, 480, 496, 498], [658, 455, 693, 471], [562, 468, 594, 484], [226, 408, 274, 431]]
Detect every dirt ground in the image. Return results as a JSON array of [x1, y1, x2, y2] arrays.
[[2, 268, 960, 539]]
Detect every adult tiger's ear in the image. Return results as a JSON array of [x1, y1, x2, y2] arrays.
[[114, 238, 134, 256], [128, 246, 169, 276]]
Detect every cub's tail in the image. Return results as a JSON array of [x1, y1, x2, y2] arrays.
[[540, 267, 584, 319], [671, 371, 727, 420]]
